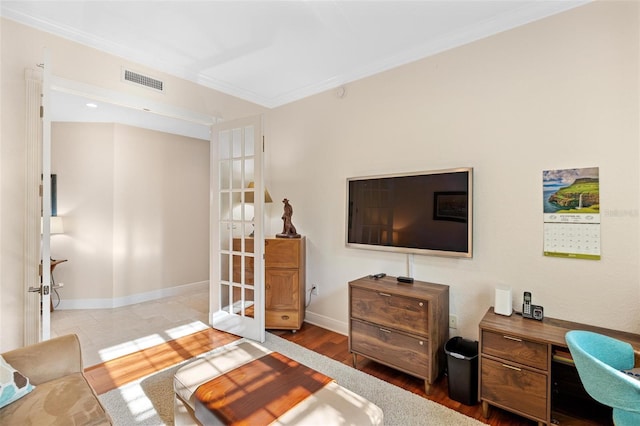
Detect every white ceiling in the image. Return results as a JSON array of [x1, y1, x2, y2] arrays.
[[3, 1, 588, 109]]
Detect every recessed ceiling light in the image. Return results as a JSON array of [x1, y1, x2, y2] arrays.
[[86, 103, 98, 108]]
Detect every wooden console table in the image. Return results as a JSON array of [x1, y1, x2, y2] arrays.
[[479, 307, 640, 425]]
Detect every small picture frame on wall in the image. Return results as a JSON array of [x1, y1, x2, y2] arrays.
[[51, 173, 57, 216], [433, 191, 467, 222], [40, 173, 57, 216]]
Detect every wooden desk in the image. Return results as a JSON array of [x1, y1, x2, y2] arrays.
[[479, 307, 640, 425]]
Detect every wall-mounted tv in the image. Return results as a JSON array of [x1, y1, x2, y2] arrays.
[[346, 167, 473, 258]]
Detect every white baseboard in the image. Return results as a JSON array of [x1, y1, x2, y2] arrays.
[[303, 310, 348, 336], [56, 284, 350, 338], [56, 281, 208, 310]]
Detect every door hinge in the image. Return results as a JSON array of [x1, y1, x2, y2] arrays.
[[40, 106, 44, 118]]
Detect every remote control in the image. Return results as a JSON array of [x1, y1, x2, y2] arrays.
[[371, 273, 386, 279]]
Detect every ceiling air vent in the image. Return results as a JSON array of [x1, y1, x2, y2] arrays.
[[122, 69, 164, 92]]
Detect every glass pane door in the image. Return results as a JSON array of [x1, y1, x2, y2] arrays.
[[210, 116, 264, 342]]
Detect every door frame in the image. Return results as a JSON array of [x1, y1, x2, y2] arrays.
[[29, 70, 217, 341]]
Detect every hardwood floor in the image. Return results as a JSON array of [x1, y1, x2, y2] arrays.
[[85, 322, 535, 425], [272, 324, 535, 426], [84, 327, 240, 395]]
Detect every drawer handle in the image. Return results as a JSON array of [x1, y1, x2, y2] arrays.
[[379, 328, 392, 333], [282, 315, 290, 320], [503, 335, 523, 342], [419, 302, 423, 307], [502, 364, 522, 372], [378, 292, 392, 297]]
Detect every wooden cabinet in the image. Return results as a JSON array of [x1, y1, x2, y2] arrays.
[[479, 308, 640, 425], [232, 237, 306, 331], [348, 275, 449, 394], [265, 237, 305, 331]]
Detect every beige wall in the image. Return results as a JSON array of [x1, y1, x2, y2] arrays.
[[0, 18, 265, 350], [2, 2, 639, 350], [51, 123, 115, 301], [51, 123, 209, 307], [265, 1, 640, 338]]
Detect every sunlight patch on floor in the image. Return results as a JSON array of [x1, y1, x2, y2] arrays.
[[98, 333, 167, 362], [116, 380, 159, 423], [98, 321, 210, 362], [165, 320, 210, 339]]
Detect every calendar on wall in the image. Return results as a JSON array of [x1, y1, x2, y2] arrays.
[[543, 167, 600, 260]]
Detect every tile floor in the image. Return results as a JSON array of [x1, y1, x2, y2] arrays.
[[51, 288, 210, 367]]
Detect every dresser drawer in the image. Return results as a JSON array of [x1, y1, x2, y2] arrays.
[[265, 239, 300, 268], [350, 319, 429, 378], [482, 331, 548, 370], [350, 287, 428, 336], [481, 357, 548, 420], [266, 310, 300, 329]]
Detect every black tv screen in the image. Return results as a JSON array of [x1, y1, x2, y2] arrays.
[[346, 168, 472, 258]]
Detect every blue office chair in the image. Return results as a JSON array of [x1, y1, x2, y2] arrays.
[[565, 330, 640, 425]]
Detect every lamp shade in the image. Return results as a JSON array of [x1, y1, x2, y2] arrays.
[[245, 181, 273, 203], [41, 216, 64, 235]]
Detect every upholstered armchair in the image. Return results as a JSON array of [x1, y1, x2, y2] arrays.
[[565, 330, 640, 425]]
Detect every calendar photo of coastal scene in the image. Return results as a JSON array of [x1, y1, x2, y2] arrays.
[[543, 167, 600, 260]]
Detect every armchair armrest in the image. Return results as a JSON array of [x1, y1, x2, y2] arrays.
[[1, 334, 83, 385]]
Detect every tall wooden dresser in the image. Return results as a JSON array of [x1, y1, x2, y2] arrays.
[[232, 237, 306, 331], [265, 237, 306, 331], [348, 275, 449, 394]]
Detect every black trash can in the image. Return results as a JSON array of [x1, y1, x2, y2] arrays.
[[445, 336, 479, 405]]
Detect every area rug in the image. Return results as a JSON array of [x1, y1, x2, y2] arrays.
[[100, 332, 484, 425]]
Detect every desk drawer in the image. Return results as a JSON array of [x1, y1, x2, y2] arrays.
[[481, 357, 547, 420], [482, 330, 548, 370]]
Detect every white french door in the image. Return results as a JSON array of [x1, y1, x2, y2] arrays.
[[210, 115, 265, 342], [40, 49, 52, 340], [25, 48, 53, 343]]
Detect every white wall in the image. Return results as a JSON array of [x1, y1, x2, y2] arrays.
[[265, 1, 640, 339], [51, 122, 210, 308]]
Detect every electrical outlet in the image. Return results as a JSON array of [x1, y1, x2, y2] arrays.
[[311, 285, 319, 296], [449, 315, 458, 329]]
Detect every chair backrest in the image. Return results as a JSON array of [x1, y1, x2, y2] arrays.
[[565, 330, 640, 412]]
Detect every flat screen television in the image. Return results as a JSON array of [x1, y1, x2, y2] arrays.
[[346, 167, 473, 258]]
